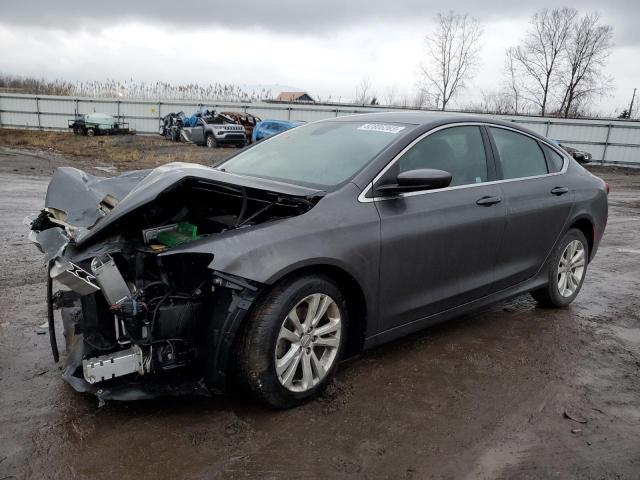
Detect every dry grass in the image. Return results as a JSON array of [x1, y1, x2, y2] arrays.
[[0, 128, 233, 170]]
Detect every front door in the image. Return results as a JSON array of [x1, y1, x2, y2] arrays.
[[374, 125, 506, 331], [190, 118, 206, 144]]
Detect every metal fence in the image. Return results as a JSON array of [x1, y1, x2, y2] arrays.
[[1, 92, 639, 164]]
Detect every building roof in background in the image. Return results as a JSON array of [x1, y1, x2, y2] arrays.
[[276, 91, 315, 102]]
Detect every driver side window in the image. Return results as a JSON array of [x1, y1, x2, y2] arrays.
[[398, 126, 488, 187]]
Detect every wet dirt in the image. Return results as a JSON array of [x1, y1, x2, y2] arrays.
[[1, 151, 639, 479]]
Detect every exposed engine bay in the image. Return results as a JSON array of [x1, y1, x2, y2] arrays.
[[28, 163, 321, 402]]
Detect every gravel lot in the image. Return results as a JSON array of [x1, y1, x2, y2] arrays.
[[0, 145, 639, 479]]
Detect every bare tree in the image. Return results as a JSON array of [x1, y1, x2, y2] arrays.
[[558, 13, 613, 118], [355, 76, 373, 104], [412, 90, 429, 109], [504, 47, 522, 114], [511, 8, 576, 116], [383, 84, 398, 106], [418, 11, 483, 111]]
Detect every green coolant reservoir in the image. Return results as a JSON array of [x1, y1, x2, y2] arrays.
[[156, 222, 199, 247]]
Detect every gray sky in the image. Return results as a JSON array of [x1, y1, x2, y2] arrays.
[[0, 0, 638, 114]]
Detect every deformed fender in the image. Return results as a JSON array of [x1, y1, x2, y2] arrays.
[[201, 271, 264, 390], [161, 183, 382, 335]]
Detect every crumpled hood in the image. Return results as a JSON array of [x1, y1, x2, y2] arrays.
[[43, 162, 323, 247], [45, 167, 150, 228]]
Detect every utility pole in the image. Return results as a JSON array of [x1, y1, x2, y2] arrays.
[[628, 88, 637, 118]]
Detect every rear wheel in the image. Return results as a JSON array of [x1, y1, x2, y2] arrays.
[[531, 228, 588, 307], [236, 275, 347, 409]]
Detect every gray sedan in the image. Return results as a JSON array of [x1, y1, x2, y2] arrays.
[[29, 112, 608, 408]]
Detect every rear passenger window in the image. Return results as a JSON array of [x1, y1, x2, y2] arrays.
[[398, 126, 488, 187], [489, 127, 548, 179], [541, 144, 565, 173]]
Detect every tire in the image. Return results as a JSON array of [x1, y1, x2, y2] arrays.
[[73, 125, 83, 135], [205, 134, 216, 148], [531, 228, 589, 307], [236, 140, 246, 148], [86, 128, 95, 137], [235, 274, 348, 409]]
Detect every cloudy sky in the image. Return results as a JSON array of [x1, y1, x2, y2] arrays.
[[0, 0, 638, 114]]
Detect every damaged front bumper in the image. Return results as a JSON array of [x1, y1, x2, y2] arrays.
[[43, 250, 261, 402], [27, 164, 319, 402]]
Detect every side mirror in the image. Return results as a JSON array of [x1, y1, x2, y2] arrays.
[[376, 168, 452, 195]]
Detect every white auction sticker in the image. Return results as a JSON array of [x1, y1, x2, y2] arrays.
[[357, 123, 406, 134]]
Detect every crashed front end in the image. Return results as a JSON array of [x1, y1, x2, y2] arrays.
[[28, 163, 319, 402]]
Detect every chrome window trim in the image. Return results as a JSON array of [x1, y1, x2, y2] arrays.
[[358, 122, 570, 203]]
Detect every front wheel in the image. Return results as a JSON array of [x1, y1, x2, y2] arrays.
[[205, 134, 216, 148], [235, 275, 347, 409], [531, 228, 588, 307]]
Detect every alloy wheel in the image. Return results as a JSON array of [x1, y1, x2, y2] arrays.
[[275, 293, 341, 392], [557, 239, 586, 297]]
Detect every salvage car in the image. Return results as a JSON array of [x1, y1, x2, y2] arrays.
[[28, 113, 608, 408], [252, 119, 303, 142], [69, 113, 130, 136], [181, 112, 246, 148], [160, 111, 185, 141], [551, 139, 593, 163], [221, 112, 261, 142]]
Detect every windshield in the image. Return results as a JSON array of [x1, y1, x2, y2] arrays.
[[220, 121, 411, 188]]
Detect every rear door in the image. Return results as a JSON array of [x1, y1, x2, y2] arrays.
[[487, 126, 574, 290], [375, 125, 507, 330]]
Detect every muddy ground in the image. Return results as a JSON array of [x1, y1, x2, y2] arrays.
[[0, 142, 639, 479]]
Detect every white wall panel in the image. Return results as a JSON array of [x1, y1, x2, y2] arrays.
[[609, 126, 640, 145], [1, 112, 39, 127], [2, 93, 639, 164], [603, 145, 640, 163]]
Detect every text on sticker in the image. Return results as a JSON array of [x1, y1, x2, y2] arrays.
[[357, 124, 406, 134]]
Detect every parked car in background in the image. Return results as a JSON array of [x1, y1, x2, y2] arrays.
[[221, 112, 261, 142], [180, 112, 247, 148], [29, 113, 608, 408], [252, 119, 304, 142], [69, 113, 130, 136], [550, 139, 592, 163]]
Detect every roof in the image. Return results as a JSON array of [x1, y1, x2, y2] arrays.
[[328, 111, 546, 139], [276, 92, 314, 102]]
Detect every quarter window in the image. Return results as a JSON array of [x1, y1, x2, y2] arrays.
[[489, 127, 548, 179], [541, 144, 565, 173], [398, 126, 488, 187]]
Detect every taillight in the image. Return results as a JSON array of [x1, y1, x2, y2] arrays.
[[604, 182, 610, 195]]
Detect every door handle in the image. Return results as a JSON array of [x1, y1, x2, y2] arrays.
[[550, 186, 569, 196], [476, 196, 502, 206]]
